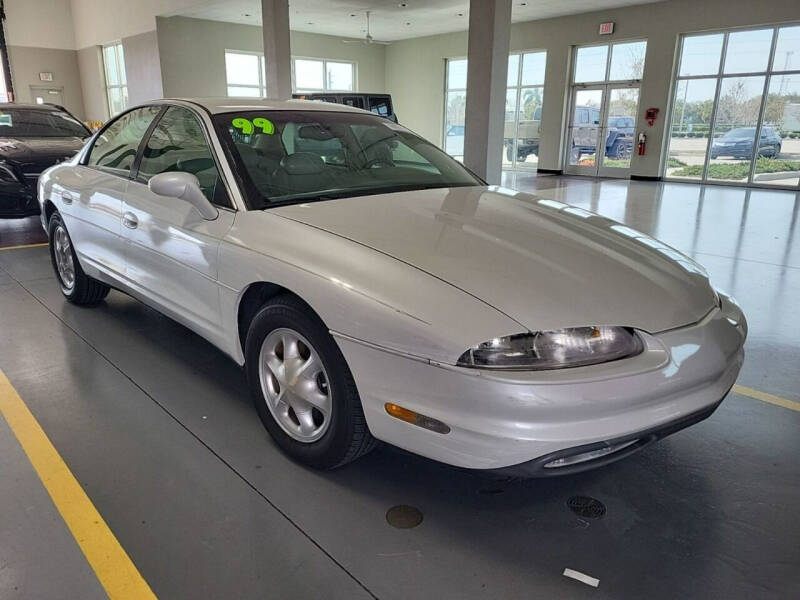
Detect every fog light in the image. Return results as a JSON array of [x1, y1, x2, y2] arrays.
[[544, 439, 639, 468], [385, 403, 450, 434]]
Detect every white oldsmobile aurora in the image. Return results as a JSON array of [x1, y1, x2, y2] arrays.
[[39, 99, 746, 476]]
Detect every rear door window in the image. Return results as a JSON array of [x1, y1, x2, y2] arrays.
[[86, 106, 162, 177]]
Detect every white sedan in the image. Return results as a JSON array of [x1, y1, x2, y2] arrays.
[[39, 99, 746, 476]]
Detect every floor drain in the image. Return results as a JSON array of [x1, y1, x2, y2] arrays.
[[386, 505, 423, 529], [566, 496, 606, 519]]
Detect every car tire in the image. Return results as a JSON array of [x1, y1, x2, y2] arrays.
[[48, 212, 110, 305], [505, 144, 514, 162], [608, 141, 624, 159], [245, 294, 376, 469]]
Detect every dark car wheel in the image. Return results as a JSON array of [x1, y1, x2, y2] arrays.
[[245, 294, 376, 469], [48, 213, 110, 305], [505, 144, 514, 162], [608, 141, 626, 159]]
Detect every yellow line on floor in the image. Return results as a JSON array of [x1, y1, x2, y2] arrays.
[[0, 370, 157, 599], [732, 384, 800, 412], [0, 242, 48, 251]]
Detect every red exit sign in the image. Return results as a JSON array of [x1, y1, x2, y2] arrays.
[[599, 22, 615, 35]]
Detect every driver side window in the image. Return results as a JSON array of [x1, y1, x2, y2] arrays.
[[137, 106, 230, 207]]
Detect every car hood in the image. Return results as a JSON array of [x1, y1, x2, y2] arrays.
[[0, 136, 85, 170], [273, 186, 717, 333]]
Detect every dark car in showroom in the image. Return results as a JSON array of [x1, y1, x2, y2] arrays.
[[0, 103, 91, 218], [710, 126, 782, 159]]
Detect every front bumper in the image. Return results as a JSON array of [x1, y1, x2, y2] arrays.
[[495, 393, 726, 477], [337, 294, 746, 473], [0, 182, 39, 218]]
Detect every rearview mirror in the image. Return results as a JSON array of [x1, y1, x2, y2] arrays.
[[148, 172, 218, 220]]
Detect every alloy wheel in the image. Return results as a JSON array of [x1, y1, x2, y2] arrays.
[[53, 225, 75, 291], [258, 328, 332, 443]]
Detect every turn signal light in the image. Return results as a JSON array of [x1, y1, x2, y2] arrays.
[[384, 403, 450, 434]]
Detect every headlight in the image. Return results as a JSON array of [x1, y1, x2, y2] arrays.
[[457, 326, 643, 370], [0, 162, 19, 183]]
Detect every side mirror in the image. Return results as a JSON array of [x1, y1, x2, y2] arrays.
[[148, 172, 218, 220]]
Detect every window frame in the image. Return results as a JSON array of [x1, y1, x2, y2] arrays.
[[443, 49, 548, 163], [102, 42, 129, 117], [291, 57, 357, 94], [663, 22, 800, 189], [571, 39, 648, 86], [224, 49, 267, 97]]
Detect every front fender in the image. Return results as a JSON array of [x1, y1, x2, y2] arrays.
[[218, 211, 522, 365]]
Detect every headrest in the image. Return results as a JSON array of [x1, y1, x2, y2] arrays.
[[280, 152, 326, 175]]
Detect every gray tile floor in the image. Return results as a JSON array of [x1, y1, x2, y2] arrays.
[[0, 175, 798, 599]]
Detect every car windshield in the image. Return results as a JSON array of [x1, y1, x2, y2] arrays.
[[724, 128, 755, 138], [0, 108, 90, 137], [214, 110, 482, 208]]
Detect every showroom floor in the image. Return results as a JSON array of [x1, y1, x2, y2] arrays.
[[0, 175, 798, 599]]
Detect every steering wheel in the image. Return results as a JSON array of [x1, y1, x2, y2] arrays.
[[363, 158, 394, 169]]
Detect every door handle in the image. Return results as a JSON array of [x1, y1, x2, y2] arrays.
[[61, 191, 73, 204], [122, 212, 138, 229]]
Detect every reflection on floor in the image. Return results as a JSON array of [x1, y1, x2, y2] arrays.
[[0, 216, 47, 248], [0, 175, 798, 599]]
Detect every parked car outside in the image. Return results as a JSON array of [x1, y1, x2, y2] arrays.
[[39, 98, 746, 476], [710, 126, 782, 159], [571, 106, 634, 161], [504, 106, 541, 162], [0, 103, 90, 217], [445, 124, 464, 156], [292, 93, 398, 123]]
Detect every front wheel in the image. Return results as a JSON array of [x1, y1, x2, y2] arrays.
[[48, 213, 109, 305], [245, 294, 375, 469]]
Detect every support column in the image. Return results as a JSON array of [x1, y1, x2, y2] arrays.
[[261, 0, 292, 99], [463, 0, 512, 184]]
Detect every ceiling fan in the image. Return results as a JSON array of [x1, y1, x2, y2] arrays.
[[343, 11, 391, 45]]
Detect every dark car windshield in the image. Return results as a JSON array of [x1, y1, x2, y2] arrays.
[[724, 128, 755, 138], [214, 110, 482, 208], [0, 108, 90, 138]]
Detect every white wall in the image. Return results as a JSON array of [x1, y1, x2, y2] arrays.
[[68, 0, 205, 49], [386, 0, 800, 176], [156, 16, 386, 98], [4, 0, 76, 49], [123, 31, 164, 105], [4, 0, 84, 116]]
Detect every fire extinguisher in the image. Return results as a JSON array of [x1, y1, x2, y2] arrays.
[[637, 132, 646, 156]]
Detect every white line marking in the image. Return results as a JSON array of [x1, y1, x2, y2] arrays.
[[563, 568, 599, 588]]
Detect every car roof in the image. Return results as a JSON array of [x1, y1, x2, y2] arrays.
[[0, 102, 64, 111], [167, 97, 370, 115]]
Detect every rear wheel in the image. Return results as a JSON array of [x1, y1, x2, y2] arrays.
[[48, 212, 109, 305], [245, 294, 376, 469]]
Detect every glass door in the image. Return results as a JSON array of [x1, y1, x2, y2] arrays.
[[565, 40, 647, 178], [566, 87, 605, 176], [598, 85, 640, 176]]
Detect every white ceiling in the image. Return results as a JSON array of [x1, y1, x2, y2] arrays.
[[172, 0, 664, 41]]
